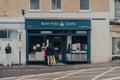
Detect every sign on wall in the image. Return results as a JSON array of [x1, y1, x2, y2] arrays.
[[17, 40, 23, 49], [25, 19, 91, 30]]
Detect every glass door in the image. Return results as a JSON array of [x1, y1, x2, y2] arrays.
[[50, 36, 64, 62]]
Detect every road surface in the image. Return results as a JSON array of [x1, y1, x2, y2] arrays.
[[1, 66, 120, 80]]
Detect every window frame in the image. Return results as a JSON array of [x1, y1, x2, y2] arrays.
[[50, 0, 62, 12], [29, 0, 40, 12], [79, 0, 90, 12], [0, 29, 18, 39]]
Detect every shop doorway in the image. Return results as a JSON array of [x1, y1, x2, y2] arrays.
[[50, 36, 64, 62]]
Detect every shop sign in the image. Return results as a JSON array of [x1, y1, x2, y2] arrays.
[[40, 21, 76, 26], [26, 19, 91, 30]]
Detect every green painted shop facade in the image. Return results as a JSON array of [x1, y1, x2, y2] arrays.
[[25, 19, 91, 64]]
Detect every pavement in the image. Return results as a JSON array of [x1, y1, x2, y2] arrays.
[[0, 61, 120, 79], [0, 61, 120, 70]]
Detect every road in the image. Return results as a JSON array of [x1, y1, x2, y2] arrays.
[[1, 66, 120, 80]]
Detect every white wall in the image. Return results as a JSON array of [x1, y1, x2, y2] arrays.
[[0, 17, 26, 65], [21, 29, 26, 64], [0, 30, 26, 65], [0, 40, 15, 64], [91, 12, 112, 63]]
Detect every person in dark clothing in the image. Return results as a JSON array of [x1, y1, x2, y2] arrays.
[[5, 43, 11, 54], [46, 44, 53, 65], [5, 43, 12, 66]]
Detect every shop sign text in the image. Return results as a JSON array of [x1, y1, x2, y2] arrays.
[[41, 21, 76, 27]]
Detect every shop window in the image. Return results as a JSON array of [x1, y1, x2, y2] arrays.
[[29, 36, 46, 61], [0, 30, 17, 39], [29, 0, 40, 11], [80, 0, 90, 11], [112, 37, 120, 55], [66, 36, 88, 61], [0, 30, 7, 38], [51, 0, 61, 10], [115, 0, 120, 19]]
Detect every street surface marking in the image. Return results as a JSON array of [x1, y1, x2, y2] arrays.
[[65, 75, 98, 78], [0, 67, 111, 80], [0, 70, 78, 80], [86, 67, 112, 71], [0, 77, 17, 80], [104, 73, 120, 76], [92, 66, 119, 80], [53, 69, 86, 80], [101, 77, 120, 80], [1, 67, 119, 80]]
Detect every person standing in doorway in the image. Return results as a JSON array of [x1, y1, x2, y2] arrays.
[[5, 43, 12, 66], [46, 44, 53, 65]]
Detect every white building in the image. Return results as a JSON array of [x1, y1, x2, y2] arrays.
[[0, 0, 112, 65], [0, 17, 26, 65]]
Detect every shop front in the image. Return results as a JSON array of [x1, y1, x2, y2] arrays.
[[25, 19, 91, 64], [110, 24, 120, 60]]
